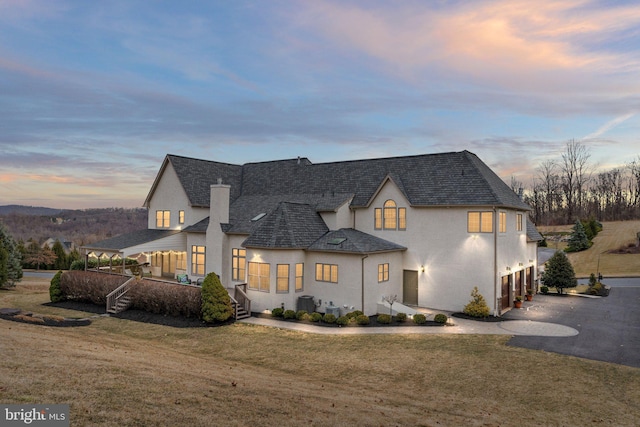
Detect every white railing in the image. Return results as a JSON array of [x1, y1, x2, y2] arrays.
[[234, 284, 251, 319], [106, 277, 135, 313]]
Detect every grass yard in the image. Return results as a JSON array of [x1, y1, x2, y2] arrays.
[[1, 278, 639, 426], [539, 220, 640, 277]]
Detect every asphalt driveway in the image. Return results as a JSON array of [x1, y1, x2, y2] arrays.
[[504, 284, 640, 368]]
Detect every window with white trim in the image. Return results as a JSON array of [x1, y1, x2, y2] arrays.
[[191, 245, 205, 275], [295, 263, 304, 292], [516, 213, 523, 231], [232, 248, 246, 281], [499, 212, 507, 233], [375, 200, 406, 230], [378, 263, 389, 282]]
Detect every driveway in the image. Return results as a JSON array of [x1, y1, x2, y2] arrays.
[[504, 283, 640, 368]]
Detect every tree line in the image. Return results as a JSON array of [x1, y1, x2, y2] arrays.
[[512, 140, 640, 225]]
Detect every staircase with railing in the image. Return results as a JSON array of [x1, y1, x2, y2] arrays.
[[232, 283, 251, 320], [106, 277, 135, 314]]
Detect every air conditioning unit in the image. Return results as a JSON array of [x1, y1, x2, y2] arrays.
[[297, 295, 315, 313], [325, 305, 340, 318]]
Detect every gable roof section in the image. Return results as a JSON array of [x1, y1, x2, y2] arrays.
[[242, 202, 329, 249], [307, 228, 407, 254], [144, 154, 243, 208]]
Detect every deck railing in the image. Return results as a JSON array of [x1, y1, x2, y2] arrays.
[[106, 277, 135, 313], [234, 283, 251, 319]]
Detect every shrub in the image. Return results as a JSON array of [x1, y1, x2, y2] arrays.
[[271, 307, 284, 318], [356, 314, 370, 325], [463, 286, 491, 318], [541, 285, 549, 294], [201, 272, 233, 323], [49, 270, 64, 303], [309, 312, 322, 322], [346, 310, 364, 319], [283, 309, 296, 319], [413, 313, 427, 324], [336, 315, 349, 326], [296, 310, 309, 321], [395, 312, 407, 322], [323, 313, 336, 324], [434, 313, 448, 324], [131, 279, 201, 318], [60, 271, 128, 305], [376, 313, 392, 324]]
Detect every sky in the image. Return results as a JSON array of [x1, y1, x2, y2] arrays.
[[1, 0, 639, 209]]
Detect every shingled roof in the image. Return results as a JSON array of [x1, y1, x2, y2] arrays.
[[242, 202, 329, 249], [158, 150, 531, 211], [307, 228, 407, 254]]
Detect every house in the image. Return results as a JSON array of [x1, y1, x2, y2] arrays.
[[83, 151, 541, 316], [42, 237, 75, 254]]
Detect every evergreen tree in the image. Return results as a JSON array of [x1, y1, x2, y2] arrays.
[[0, 222, 22, 288], [463, 286, 491, 318], [541, 251, 577, 295], [49, 270, 64, 303], [567, 219, 590, 252], [201, 272, 233, 323], [52, 240, 68, 270]]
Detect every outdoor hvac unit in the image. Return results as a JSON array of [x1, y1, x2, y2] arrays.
[[297, 295, 315, 313], [325, 305, 340, 318]]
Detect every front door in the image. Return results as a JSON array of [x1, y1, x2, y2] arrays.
[[501, 275, 511, 310], [515, 271, 523, 298], [403, 270, 419, 306]]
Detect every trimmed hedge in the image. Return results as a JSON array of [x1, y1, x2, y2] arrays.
[[60, 271, 128, 305], [201, 272, 233, 323], [413, 313, 427, 324], [130, 279, 202, 319]]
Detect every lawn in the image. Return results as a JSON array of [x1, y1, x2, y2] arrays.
[[539, 220, 640, 277], [1, 278, 639, 426]]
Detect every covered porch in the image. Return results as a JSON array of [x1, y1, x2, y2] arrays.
[[81, 229, 188, 280]]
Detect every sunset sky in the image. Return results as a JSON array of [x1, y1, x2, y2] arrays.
[[1, 0, 639, 209]]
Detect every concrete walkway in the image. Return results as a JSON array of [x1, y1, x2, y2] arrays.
[[239, 315, 578, 337]]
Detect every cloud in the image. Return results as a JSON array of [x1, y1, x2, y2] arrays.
[[294, 0, 640, 93], [583, 112, 636, 139]]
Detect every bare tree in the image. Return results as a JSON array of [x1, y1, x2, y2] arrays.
[[536, 160, 562, 225], [560, 140, 592, 223]]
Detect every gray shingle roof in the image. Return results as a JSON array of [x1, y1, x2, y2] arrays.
[[83, 229, 181, 252], [307, 228, 407, 254], [164, 150, 530, 211], [163, 150, 531, 248], [242, 202, 329, 249], [526, 218, 543, 242]]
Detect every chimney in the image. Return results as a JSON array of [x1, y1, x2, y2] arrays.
[[206, 182, 231, 278]]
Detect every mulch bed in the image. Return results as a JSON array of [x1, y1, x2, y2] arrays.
[[451, 312, 504, 322], [0, 307, 91, 327], [252, 312, 447, 327]]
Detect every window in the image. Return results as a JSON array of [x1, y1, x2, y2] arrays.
[[232, 248, 246, 281], [276, 264, 289, 293], [378, 263, 389, 282], [468, 211, 493, 233], [176, 252, 186, 270], [295, 263, 304, 292], [156, 210, 170, 228], [398, 208, 407, 230], [376, 200, 407, 230], [499, 212, 507, 233], [374, 208, 382, 230], [516, 213, 523, 231], [383, 200, 397, 229], [191, 245, 205, 276], [315, 263, 338, 283], [179, 210, 185, 224], [248, 262, 270, 292]]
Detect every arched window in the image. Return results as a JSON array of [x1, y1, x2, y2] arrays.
[[374, 199, 407, 231], [383, 200, 397, 230]]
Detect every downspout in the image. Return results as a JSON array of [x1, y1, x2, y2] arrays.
[[361, 254, 369, 312], [493, 207, 498, 317]]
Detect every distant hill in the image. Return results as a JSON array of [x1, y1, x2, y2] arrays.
[[0, 206, 148, 247], [0, 205, 64, 216]]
